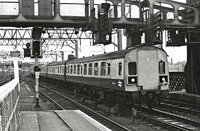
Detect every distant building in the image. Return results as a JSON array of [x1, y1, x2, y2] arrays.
[[168, 61, 186, 72]]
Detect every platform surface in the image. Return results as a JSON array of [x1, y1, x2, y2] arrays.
[[17, 110, 111, 131]]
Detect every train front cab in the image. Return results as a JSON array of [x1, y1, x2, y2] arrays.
[[125, 46, 169, 106]]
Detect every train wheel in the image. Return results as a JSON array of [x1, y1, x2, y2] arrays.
[[156, 94, 161, 104], [138, 95, 143, 110], [145, 93, 156, 109], [146, 100, 153, 109]]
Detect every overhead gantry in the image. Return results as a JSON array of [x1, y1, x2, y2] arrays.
[[0, 0, 199, 46], [0, 0, 198, 28]]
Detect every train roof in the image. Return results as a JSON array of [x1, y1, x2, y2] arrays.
[[48, 61, 66, 66], [67, 45, 167, 64], [67, 49, 131, 64]]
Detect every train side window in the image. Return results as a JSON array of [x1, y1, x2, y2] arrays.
[[74, 65, 77, 74], [100, 62, 106, 76], [66, 65, 68, 74], [88, 63, 93, 75], [107, 63, 110, 76], [119, 62, 122, 76], [70, 65, 73, 74], [61, 66, 64, 74], [60, 66, 62, 74], [68, 65, 70, 74], [77, 64, 80, 75], [94, 62, 99, 76], [159, 60, 165, 74], [84, 64, 87, 75], [128, 62, 137, 75], [80, 64, 83, 74]]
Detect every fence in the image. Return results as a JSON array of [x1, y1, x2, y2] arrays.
[[169, 72, 185, 91], [0, 59, 20, 131]]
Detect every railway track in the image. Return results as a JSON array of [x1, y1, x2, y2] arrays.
[[27, 80, 132, 131], [27, 79, 200, 131], [161, 99, 200, 113], [137, 104, 200, 131], [155, 99, 200, 123]]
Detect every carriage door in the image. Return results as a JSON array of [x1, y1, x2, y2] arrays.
[[137, 50, 159, 90]]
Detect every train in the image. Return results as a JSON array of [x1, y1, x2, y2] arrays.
[[31, 45, 169, 108]]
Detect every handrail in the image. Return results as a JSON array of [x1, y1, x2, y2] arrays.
[[0, 79, 18, 102]]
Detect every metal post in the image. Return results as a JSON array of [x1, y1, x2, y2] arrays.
[[84, 0, 89, 17], [90, 0, 94, 10], [117, 30, 122, 51], [75, 40, 78, 58], [35, 57, 40, 108]]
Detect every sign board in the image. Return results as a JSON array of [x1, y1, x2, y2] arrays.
[[10, 51, 20, 57], [35, 72, 40, 78]]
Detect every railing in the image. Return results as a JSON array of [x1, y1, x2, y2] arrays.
[[169, 72, 185, 91], [0, 79, 20, 131], [0, 59, 20, 131]]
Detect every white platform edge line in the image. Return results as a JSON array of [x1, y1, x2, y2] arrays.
[[74, 110, 112, 131]]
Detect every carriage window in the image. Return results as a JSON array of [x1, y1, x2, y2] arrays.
[[53, 66, 55, 73], [74, 65, 77, 74], [70, 65, 73, 74], [107, 63, 110, 76], [159, 60, 165, 74], [119, 62, 122, 75], [89, 63, 93, 75], [94, 63, 99, 76], [61, 65, 64, 74], [60, 66, 62, 74], [66, 66, 67, 74], [66, 65, 69, 74], [128, 62, 137, 75], [77, 65, 80, 75], [100, 62, 106, 76], [58, 66, 60, 74], [80, 65, 83, 74], [84, 64, 87, 75]]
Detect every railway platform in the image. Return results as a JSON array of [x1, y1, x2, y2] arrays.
[[17, 81, 111, 131], [18, 110, 110, 131]]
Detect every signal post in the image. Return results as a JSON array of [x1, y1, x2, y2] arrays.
[[34, 57, 40, 108], [31, 27, 42, 108]]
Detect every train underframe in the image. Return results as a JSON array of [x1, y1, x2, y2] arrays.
[[36, 75, 168, 109]]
